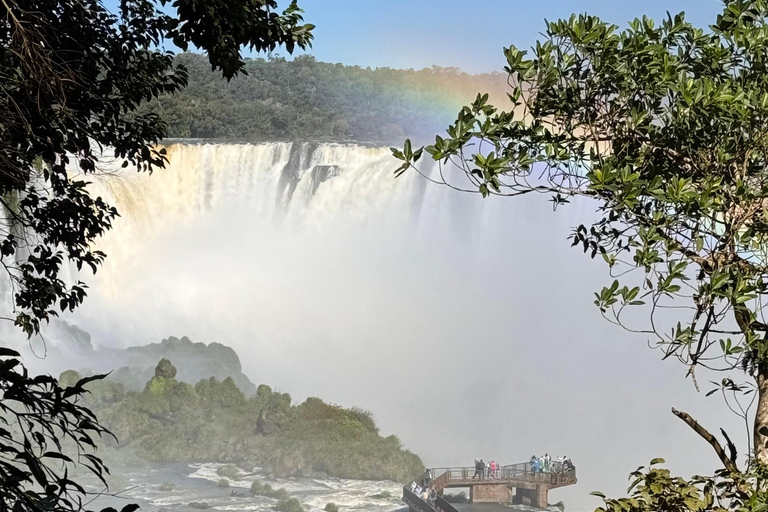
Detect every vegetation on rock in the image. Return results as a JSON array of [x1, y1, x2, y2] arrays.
[[61, 359, 423, 482], [251, 481, 291, 500], [217, 464, 242, 480], [275, 498, 304, 512]]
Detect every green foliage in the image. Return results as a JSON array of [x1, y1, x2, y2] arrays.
[[589, 460, 768, 512], [1, 4, 310, 509], [0, 348, 113, 511], [275, 498, 304, 512], [324, 503, 339, 512], [217, 464, 241, 480], [142, 53, 508, 142], [396, 0, 768, 464], [155, 358, 178, 379], [250, 481, 291, 499], [0, 1, 311, 338], [87, 361, 424, 482]]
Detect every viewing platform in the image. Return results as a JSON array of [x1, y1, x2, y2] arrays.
[[403, 463, 576, 512]]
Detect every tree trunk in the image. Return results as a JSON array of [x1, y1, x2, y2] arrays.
[[755, 368, 768, 463]]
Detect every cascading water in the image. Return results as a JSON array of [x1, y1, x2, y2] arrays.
[[0, 141, 745, 511]]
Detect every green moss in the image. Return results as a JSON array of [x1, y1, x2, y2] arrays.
[[324, 504, 338, 512]]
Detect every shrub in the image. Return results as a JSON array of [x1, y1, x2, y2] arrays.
[[217, 464, 240, 480], [275, 498, 303, 512], [217, 478, 230, 488], [274, 488, 290, 500], [251, 481, 273, 496], [324, 504, 339, 512]]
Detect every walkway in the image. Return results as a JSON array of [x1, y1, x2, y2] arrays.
[[402, 463, 576, 511]]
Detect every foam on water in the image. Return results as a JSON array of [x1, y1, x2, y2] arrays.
[[91, 462, 405, 512]]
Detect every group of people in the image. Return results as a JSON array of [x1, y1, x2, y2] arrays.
[[410, 480, 437, 506], [530, 454, 574, 474], [471, 459, 501, 479]]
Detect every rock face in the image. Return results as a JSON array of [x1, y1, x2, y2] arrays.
[[62, 331, 257, 395], [123, 336, 256, 395]]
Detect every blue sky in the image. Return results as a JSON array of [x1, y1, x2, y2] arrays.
[[102, 0, 725, 73], [291, 0, 724, 73]]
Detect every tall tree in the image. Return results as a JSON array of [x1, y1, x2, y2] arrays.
[[394, 0, 768, 469], [0, 0, 312, 510]]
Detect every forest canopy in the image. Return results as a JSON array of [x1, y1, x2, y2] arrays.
[[144, 53, 508, 142]]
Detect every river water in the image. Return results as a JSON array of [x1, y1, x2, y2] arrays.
[[88, 463, 405, 512]]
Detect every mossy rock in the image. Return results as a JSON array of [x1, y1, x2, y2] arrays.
[[217, 478, 230, 488], [155, 358, 177, 379], [273, 488, 290, 500], [275, 498, 303, 512], [160, 482, 174, 491], [324, 504, 339, 512], [217, 464, 240, 480], [250, 481, 273, 496]]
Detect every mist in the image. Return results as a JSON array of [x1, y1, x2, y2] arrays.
[[15, 142, 743, 510]]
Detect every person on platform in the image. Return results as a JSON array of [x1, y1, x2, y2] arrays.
[[429, 488, 437, 506], [532, 457, 540, 474], [473, 459, 482, 479]]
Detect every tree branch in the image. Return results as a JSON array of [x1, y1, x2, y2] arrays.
[[720, 427, 738, 465], [672, 407, 739, 473]]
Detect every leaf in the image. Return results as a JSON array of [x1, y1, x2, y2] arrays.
[[649, 458, 665, 465], [0, 348, 20, 358]]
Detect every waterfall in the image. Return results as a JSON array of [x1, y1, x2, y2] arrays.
[[0, 141, 741, 510]]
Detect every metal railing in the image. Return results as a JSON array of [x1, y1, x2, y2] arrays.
[[403, 463, 577, 512], [423, 464, 577, 487], [403, 471, 460, 512]]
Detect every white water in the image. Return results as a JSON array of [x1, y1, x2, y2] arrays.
[[3, 141, 746, 510], [88, 462, 404, 512]]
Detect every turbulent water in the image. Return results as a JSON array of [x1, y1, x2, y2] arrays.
[[88, 462, 404, 512]]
